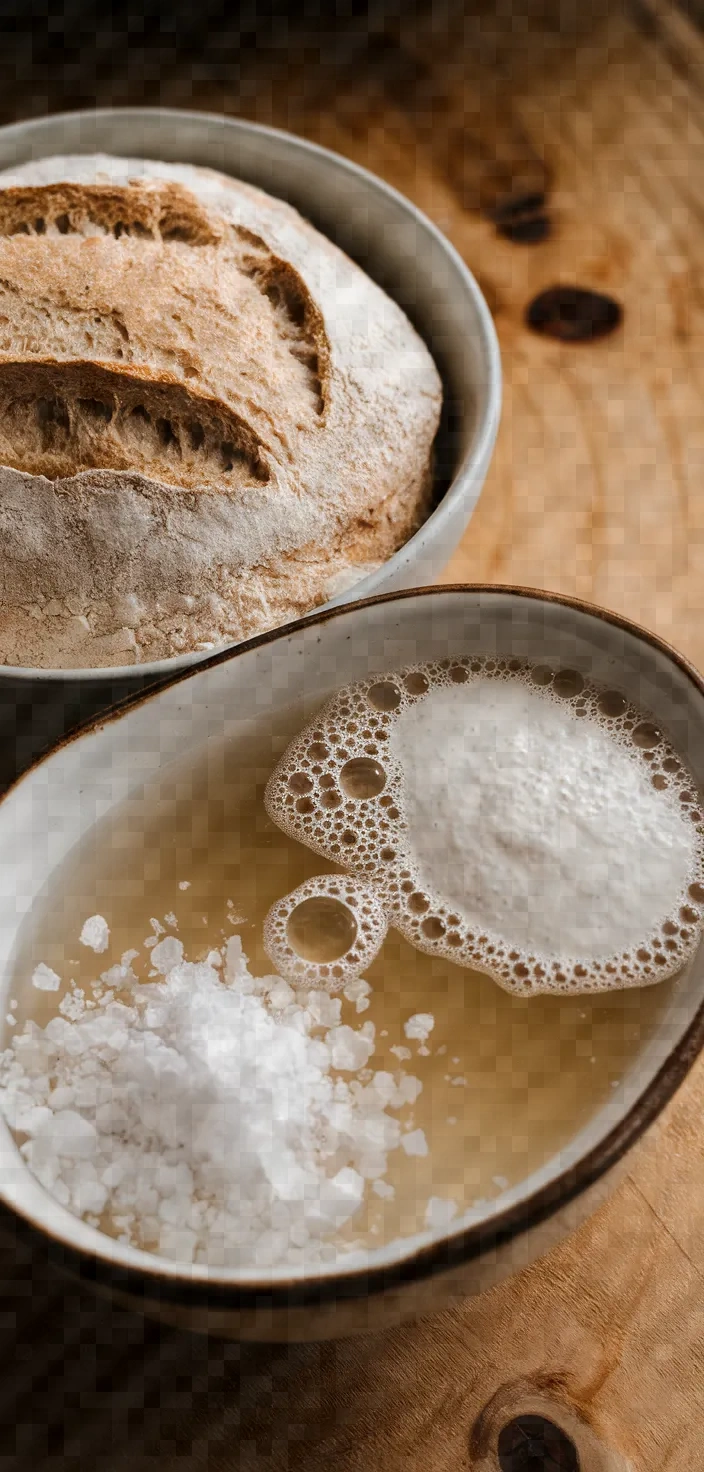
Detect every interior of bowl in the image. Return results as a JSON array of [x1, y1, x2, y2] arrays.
[[1, 586, 700, 1290], [0, 108, 501, 683]]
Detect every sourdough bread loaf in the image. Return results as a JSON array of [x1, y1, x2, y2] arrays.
[[0, 154, 442, 668]]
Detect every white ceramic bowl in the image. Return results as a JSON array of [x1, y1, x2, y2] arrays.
[[0, 106, 501, 785], [1, 586, 703, 1342]]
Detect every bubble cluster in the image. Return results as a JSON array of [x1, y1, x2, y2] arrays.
[[264, 657, 704, 996], [263, 874, 388, 989]]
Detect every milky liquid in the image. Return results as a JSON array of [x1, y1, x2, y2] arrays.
[[6, 708, 678, 1254]]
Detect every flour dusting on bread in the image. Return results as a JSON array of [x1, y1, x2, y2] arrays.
[[0, 155, 442, 668]]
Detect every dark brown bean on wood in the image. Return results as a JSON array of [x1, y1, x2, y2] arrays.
[[526, 286, 622, 341], [499, 214, 551, 244]]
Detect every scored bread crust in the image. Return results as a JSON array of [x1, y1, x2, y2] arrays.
[[0, 154, 442, 668]]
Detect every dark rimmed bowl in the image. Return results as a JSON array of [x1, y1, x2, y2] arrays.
[[0, 585, 702, 1341]]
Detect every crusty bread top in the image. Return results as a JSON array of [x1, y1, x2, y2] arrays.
[[0, 155, 442, 668]]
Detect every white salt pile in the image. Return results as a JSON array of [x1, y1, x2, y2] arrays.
[[266, 658, 704, 994], [0, 931, 426, 1270]]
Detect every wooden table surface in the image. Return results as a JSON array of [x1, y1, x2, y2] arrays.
[[2, 3, 704, 1468]]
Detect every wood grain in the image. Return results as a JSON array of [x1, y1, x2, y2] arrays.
[[3, 3, 704, 1469]]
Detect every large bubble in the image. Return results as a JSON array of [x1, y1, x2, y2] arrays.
[[264, 874, 388, 989]]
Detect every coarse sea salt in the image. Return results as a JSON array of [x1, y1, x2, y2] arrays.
[[31, 963, 61, 992], [401, 1128, 428, 1157], [424, 1196, 458, 1231], [404, 1013, 435, 1044], [79, 914, 110, 953], [0, 931, 425, 1270]]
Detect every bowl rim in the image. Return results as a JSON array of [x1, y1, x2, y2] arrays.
[[2, 581, 704, 1310], [0, 104, 501, 684]]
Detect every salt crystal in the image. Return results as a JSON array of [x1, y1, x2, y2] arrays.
[[24, 1105, 53, 1134], [369, 1071, 396, 1106], [372, 1179, 395, 1200], [268, 981, 295, 1011], [44, 1016, 72, 1044], [306, 1168, 365, 1232], [404, 1013, 435, 1043], [343, 978, 372, 1013], [72, 1174, 108, 1216], [164, 913, 178, 929], [224, 934, 247, 984], [36, 1109, 98, 1159], [390, 1045, 412, 1061], [159, 1225, 198, 1263], [32, 963, 61, 992], [59, 990, 86, 1021], [401, 1128, 428, 1157], [393, 1075, 423, 1108], [327, 1025, 375, 1072], [101, 965, 132, 989], [306, 991, 342, 1029], [150, 937, 184, 975], [178, 881, 191, 891], [80, 915, 110, 953], [425, 1196, 458, 1231]]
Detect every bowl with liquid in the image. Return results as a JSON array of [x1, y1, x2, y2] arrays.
[[1, 584, 703, 1342], [0, 106, 500, 788]]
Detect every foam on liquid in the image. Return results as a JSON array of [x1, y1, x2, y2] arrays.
[[265, 658, 704, 995]]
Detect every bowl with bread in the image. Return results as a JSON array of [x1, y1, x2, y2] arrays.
[[0, 107, 500, 783]]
